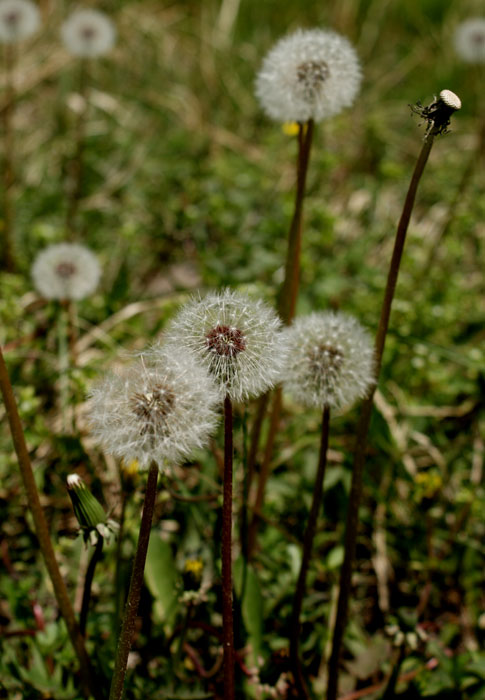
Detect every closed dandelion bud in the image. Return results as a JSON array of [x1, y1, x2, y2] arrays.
[[88, 348, 220, 471], [0, 0, 40, 43], [255, 28, 362, 124], [66, 473, 119, 545], [454, 18, 485, 64], [61, 9, 116, 58], [163, 289, 287, 402], [31, 243, 101, 301], [282, 312, 374, 411]]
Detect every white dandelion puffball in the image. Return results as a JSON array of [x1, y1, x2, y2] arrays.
[[282, 312, 375, 411], [163, 289, 287, 402], [32, 243, 101, 301], [454, 18, 485, 64], [61, 9, 115, 58], [89, 349, 220, 470], [255, 28, 362, 123], [0, 0, 40, 43]]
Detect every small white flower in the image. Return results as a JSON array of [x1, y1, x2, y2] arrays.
[[89, 349, 220, 471], [61, 9, 115, 58], [0, 0, 40, 43], [255, 28, 362, 123], [163, 289, 287, 402], [32, 243, 100, 301], [282, 312, 374, 411], [454, 18, 485, 64]]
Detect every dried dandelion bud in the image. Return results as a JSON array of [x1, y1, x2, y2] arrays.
[[411, 89, 462, 136], [0, 0, 40, 43], [88, 348, 220, 471], [31, 243, 100, 301], [255, 28, 362, 123], [67, 473, 119, 545], [454, 18, 485, 64], [282, 312, 374, 411], [61, 9, 115, 58], [164, 289, 287, 402]]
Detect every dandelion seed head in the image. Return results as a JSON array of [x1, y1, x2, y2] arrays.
[[454, 18, 485, 64], [255, 28, 362, 123], [0, 0, 40, 43], [88, 348, 220, 471], [31, 243, 100, 301], [282, 312, 375, 411], [61, 9, 115, 58], [164, 289, 287, 402]]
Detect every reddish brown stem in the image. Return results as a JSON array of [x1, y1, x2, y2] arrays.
[[222, 395, 235, 699], [290, 404, 330, 697], [109, 460, 159, 700], [326, 124, 441, 700], [0, 346, 99, 699]]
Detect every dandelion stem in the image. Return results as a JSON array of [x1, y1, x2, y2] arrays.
[[1, 44, 16, 271], [79, 535, 103, 636], [247, 120, 314, 558], [279, 118, 314, 324], [247, 387, 282, 558], [326, 124, 442, 700], [66, 60, 87, 237], [109, 460, 159, 700], [0, 345, 100, 700], [290, 404, 330, 698], [222, 394, 235, 700]]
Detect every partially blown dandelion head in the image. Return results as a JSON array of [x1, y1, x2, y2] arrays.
[[454, 18, 485, 64], [88, 348, 220, 471], [32, 243, 100, 301], [164, 289, 287, 402], [282, 312, 374, 411], [61, 9, 115, 58], [0, 0, 40, 43], [255, 28, 362, 123]]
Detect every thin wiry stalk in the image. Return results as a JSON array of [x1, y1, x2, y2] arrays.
[[66, 60, 87, 236], [109, 460, 159, 700], [222, 395, 235, 700], [326, 121, 445, 700], [247, 121, 315, 558], [0, 346, 100, 700], [79, 536, 103, 636], [290, 404, 330, 698], [1, 44, 16, 271]]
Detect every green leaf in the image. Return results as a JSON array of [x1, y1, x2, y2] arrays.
[[234, 558, 264, 664], [144, 532, 179, 627]]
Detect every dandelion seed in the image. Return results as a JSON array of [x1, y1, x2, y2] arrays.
[[454, 18, 485, 64], [163, 289, 287, 402], [282, 312, 374, 411], [0, 0, 40, 43], [255, 28, 362, 123], [88, 348, 220, 471], [31, 243, 100, 301], [61, 8, 116, 58]]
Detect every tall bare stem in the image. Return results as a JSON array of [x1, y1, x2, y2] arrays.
[[109, 460, 159, 700], [247, 120, 314, 557], [222, 394, 235, 699], [326, 93, 461, 700], [290, 404, 330, 698], [0, 346, 100, 700]]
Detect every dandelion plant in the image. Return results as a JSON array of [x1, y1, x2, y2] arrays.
[[90, 347, 219, 700], [282, 312, 374, 697], [165, 289, 287, 700], [249, 28, 362, 554]]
